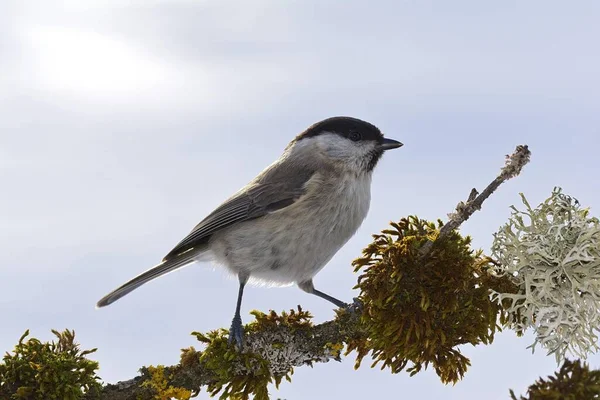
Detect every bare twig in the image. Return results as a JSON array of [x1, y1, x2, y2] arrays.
[[420, 145, 531, 256]]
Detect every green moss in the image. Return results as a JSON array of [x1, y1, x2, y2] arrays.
[[510, 359, 600, 399], [192, 328, 272, 400], [349, 216, 518, 384], [247, 307, 313, 333], [0, 329, 101, 400], [179, 346, 200, 369]]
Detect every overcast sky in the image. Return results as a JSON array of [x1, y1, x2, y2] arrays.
[[1, 1, 599, 399]]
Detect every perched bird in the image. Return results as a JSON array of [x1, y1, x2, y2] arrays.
[[96, 116, 403, 347]]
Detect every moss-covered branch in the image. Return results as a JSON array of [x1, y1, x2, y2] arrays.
[[3, 145, 541, 399], [91, 307, 363, 400], [5, 328, 599, 399]]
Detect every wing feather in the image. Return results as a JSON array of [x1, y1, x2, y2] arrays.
[[162, 165, 314, 261]]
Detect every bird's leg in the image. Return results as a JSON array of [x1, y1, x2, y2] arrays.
[[229, 272, 249, 348], [298, 279, 347, 308]]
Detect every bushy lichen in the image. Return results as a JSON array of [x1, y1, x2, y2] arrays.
[[191, 307, 314, 400], [0, 329, 101, 400], [349, 216, 517, 384], [510, 359, 600, 399], [491, 188, 600, 362], [141, 365, 192, 400]]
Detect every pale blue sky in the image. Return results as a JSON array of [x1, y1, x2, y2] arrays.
[[1, 1, 599, 399]]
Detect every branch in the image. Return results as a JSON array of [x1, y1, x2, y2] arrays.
[[90, 310, 363, 400], [90, 145, 531, 399], [420, 144, 531, 256]]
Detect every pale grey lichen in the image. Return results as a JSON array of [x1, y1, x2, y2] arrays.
[[239, 328, 338, 378], [500, 144, 531, 180], [490, 187, 600, 362]]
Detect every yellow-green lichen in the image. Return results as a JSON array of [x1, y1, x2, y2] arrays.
[[324, 342, 345, 359], [348, 216, 518, 384], [141, 365, 192, 400]]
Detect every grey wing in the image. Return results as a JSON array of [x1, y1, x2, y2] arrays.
[[162, 168, 314, 261]]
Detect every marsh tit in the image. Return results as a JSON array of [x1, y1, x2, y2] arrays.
[[97, 116, 403, 347]]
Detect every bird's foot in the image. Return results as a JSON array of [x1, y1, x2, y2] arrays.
[[345, 297, 364, 313], [228, 315, 244, 349]]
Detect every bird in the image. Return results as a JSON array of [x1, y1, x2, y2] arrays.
[[96, 116, 403, 347]]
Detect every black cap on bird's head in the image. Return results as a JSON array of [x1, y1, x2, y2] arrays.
[[292, 116, 403, 171]]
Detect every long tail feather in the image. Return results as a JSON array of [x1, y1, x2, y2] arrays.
[[96, 252, 197, 308]]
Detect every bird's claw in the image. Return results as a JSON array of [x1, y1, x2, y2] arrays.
[[346, 297, 364, 313], [228, 315, 244, 349]]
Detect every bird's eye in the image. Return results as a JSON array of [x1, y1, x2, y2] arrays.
[[348, 131, 362, 141]]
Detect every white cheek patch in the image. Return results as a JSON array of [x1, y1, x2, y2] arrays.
[[289, 132, 379, 172], [314, 133, 376, 169], [316, 133, 370, 154]]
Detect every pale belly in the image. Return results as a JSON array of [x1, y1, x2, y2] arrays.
[[209, 174, 371, 285]]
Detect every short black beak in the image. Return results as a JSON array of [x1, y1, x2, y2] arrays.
[[380, 138, 403, 150]]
